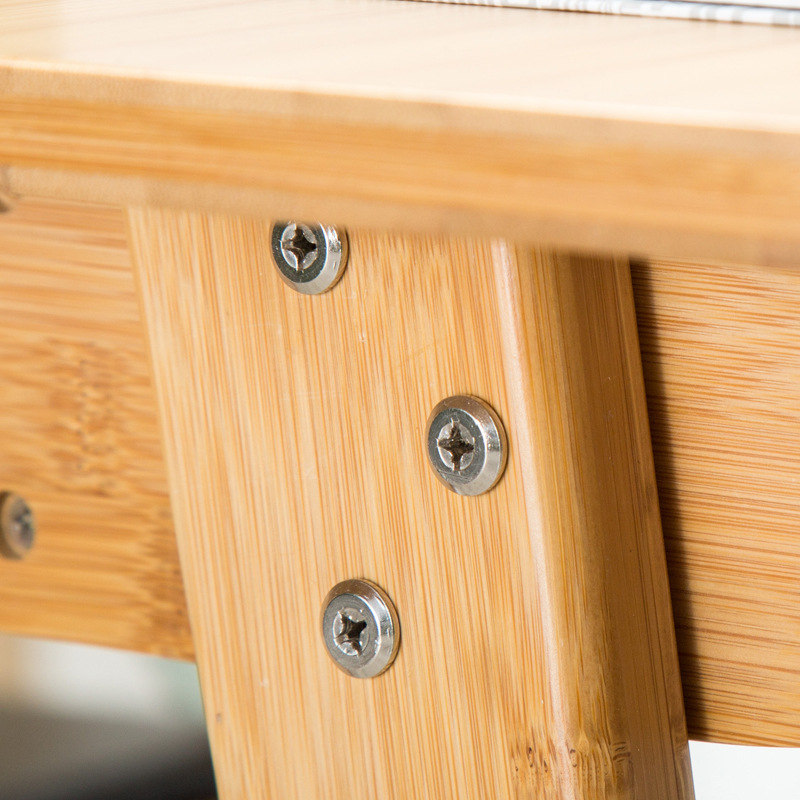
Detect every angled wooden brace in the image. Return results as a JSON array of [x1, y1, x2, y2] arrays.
[[129, 209, 693, 800]]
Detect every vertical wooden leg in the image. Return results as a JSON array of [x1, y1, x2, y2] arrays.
[[128, 208, 693, 800]]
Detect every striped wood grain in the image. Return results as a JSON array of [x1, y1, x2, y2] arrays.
[[632, 259, 800, 746], [0, 196, 192, 659], [1, 194, 796, 750], [3, 0, 800, 265], [130, 207, 692, 799]]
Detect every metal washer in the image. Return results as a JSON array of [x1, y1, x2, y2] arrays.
[[321, 579, 400, 679], [426, 395, 508, 496], [0, 491, 36, 560], [270, 221, 348, 295]]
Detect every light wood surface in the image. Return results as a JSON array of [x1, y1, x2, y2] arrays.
[[0, 196, 192, 659], [632, 259, 800, 747], [130, 208, 692, 799], [2, 0, 800, 264], [1, 195, 797, 749]]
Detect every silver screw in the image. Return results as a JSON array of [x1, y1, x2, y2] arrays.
[[426, 395, 508, 496], [0, 492, 36, 559], [271, 221, 348, 295], [321, 579, 400, 678]]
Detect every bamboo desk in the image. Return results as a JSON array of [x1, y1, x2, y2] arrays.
[[1, 2, 799, 798]]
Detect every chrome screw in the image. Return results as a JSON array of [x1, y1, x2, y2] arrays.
[[426, 395, 508, 496], [321, 579, 400, 679], [271, 221, 348, 295], [0, 492, 36, 559]]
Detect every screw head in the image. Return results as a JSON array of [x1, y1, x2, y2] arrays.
[[0, 492, 36, 559], [271, 221, 348, 295], [426, 395, 508, 496], [321, 579, 400, 679]]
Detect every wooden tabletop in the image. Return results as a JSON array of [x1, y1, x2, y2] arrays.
[[1, 0, 800, 263], [1, 1, 799, 754]]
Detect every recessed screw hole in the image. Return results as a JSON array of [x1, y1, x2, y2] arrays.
[[283, 226, 317, 270], [334, 612, 368, 656], [438, 420, 475, 472], [12, 504, 34, 547]]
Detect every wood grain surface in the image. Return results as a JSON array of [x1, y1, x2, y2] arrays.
[[0, 196, 192, 659], [1, 0, 800, 264], [0, 193, 797, 751], [130, 207, 692, 799], [632, 259, 800, 747]]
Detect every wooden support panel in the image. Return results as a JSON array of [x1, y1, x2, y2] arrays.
[[130, 208, 691, 799], [632, 259, 800, 746], [0, 193, 796, 754], [0, 197, 192, 660]]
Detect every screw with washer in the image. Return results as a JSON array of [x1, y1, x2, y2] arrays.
[[271, 221, 348, 295], [321, 579, 400, 678], [426, 395, 508, 496], [0, 492, 36, 559]]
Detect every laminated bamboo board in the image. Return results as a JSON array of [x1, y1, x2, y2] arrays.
[[0, 196, 192, 660], [1, 0, 800, 265], [0, 0, 797, 754], [632, 259, 800, 746], [0, 197, 798, 749], [129, 207, 692, 799]]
